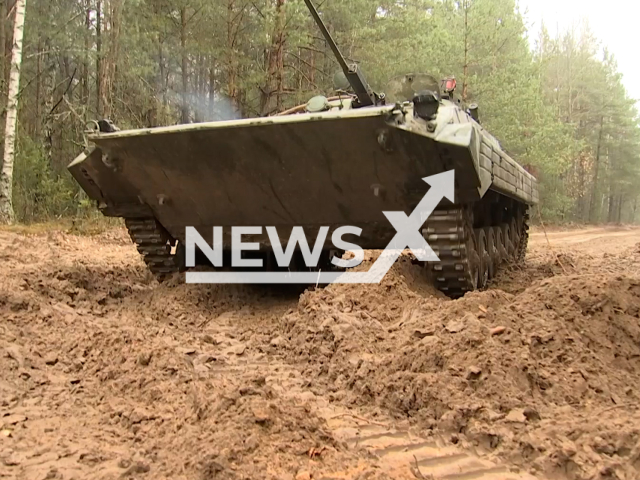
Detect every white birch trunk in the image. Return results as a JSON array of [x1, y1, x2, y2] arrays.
[[0, 0, 28, 224]]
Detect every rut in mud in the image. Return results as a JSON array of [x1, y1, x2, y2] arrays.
[[1, 226, 640, 480]]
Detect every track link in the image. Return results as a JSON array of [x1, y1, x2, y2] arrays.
[[125, 218, 184, 281]]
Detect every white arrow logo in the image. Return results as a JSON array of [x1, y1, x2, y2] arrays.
[[186, 170, 455, 284], [383, 170, 455, 261]]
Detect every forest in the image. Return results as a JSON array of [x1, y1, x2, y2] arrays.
[[0, 0, 638, 225]]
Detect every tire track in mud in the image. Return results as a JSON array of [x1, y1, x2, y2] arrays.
[[204, 355, 539, 480]]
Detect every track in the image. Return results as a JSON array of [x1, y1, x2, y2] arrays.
[[423, 207, 480, 298], [124, 205, 530, 298], [424, 206, 529, 298], [124, 218, 341, 282], [125, 218, 184, 279]]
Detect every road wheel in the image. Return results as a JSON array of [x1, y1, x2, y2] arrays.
[[475, 229, 490, 289], [463, 221, 480, 293], [510, 217, 521, 255], [502, 223, 516, 263], [494, 226, 507, 265], [467, 246, 481, 292], [483, 227, 498, 279], [515, 211, 530, 263]]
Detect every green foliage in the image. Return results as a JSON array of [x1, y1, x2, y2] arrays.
[[7, 0, 640, 224], [13, 134, 78, 223]]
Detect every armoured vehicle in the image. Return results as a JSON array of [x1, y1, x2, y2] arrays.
[[68, 0, 538, 298]]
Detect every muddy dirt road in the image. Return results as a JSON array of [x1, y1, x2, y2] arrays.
[[1, 226, 639, 480], [529, 226, 640, 251]]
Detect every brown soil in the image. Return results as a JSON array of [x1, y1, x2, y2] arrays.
[[1, 226, 640, 480]]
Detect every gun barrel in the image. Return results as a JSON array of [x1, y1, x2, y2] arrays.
[[303, 0, 373, 107]]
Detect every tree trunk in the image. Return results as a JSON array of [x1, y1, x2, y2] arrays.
[[180, 6, 189, 124], [156, 29, 165, 125], [588, 115, 604, 223], [0, 0, 27, 224], [82, 0, 91, 120], [42, 40, 54, 169], [259, 0, 286, 116], [194, 53, 203, 123], [309, 47, 315, 86], [607, 193, 615, 223], [462, 0, 469, 101], [616, 195, 623, 224], [34, 39, 40, 138], [101, 0, 124, 120], [0, 0, 7, 162], [225, 0, 239, 112], [0, 0, 6, 92], [96, 0, 102, 116], [208, 58, 216, 120], [274, 0, 285, 113], [575, 152, 586, 221]]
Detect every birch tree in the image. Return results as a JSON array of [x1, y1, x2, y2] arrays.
[[0, 0, 27, 224]]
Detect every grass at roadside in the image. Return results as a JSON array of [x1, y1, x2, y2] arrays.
[[0, 216, 123, 236]]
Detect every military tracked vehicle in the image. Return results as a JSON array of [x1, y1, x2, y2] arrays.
[[68, 0, 538, 298]]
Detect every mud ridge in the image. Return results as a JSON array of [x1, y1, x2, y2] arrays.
[[1, 227, 640, 479]]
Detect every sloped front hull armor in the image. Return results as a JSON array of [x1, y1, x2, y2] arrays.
[[70, 108, 498, 248]]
